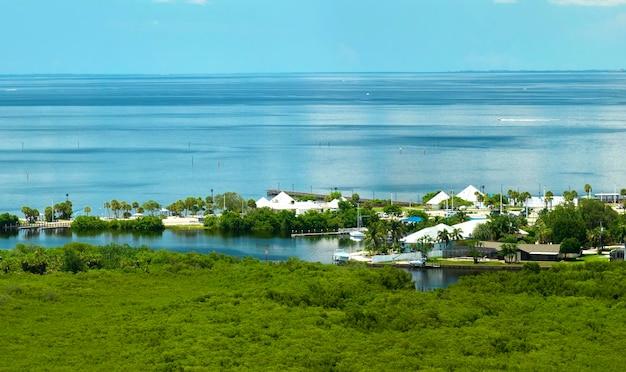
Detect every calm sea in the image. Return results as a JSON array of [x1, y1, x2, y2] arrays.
[[1, 72, 626, 213]]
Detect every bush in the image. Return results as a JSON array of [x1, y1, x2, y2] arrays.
[[560, 238, 582, 254]]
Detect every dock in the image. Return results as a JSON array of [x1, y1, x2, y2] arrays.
[[18, 221, 72, 230], [291, 227, 364, 238]]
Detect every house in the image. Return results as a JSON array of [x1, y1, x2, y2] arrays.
[[481, 241, 562, 261], [256, 191, 342, 216], [517, 244, 562, 261]]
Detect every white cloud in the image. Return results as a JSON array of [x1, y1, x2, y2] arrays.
[[550, 0, 626, 5]]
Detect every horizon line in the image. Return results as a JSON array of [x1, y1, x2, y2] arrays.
[[1, 69, 625, 77]]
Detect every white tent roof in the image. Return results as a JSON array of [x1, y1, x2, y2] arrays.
[[426, 191, 450, 206], [256, 197, 271, 208], [401, 224, 454, 244], [324, 199, 341, 209], [271, 192, 295, 205], [452, 219, 487, 239], [456, 185, 483, 203], [524, 196, 570, 209]]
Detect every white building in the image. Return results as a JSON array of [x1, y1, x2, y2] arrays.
[[256, 191, 342, 215], [426, 191, 450, 207], [401, 223, 455, 244], [523, 196, 575, 209], [456, 185, 484, 204], [452, 219, 488, 239]]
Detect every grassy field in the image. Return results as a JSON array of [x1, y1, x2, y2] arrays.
[[1, 246, 626, 370]]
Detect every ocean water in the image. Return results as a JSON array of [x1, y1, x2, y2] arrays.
[[1, 72, 626, 214]]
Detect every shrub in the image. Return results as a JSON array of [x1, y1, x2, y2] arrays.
[[560, 238, 582, 254]]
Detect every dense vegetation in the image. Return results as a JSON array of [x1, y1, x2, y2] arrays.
[[0, 213, 19, 229], [204, 201, 379, 235], [532, 199, 626, 248], [70, 216, 165, 233], [1, 244, 626, 370]]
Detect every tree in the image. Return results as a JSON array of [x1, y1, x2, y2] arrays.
[[103, 202, 111, 218], [437, 230, 451, 248], [584, 184, 592, 199], [450, 228, 463, 241], [21, 207, 39, 223], [110, 200, 121, 218], [544, 190, 554, 210], [142, 200, 161, 216], [387, 220, 406, 251], [364, 221, 387, 255], [500, 243, 518, 263], [563, 190, 578, 203], [383, 204, 403, 217], [44, 207, 54, 222], [539, 204, 586, 243], [215, 192, 245, 212], [54, 200, 73, 220], [467, 240, 483, 264], [325, 191, 342, 202], [414, 236, 434, 261], [560, 238, 581, 257], [84, 206, 92, 216]]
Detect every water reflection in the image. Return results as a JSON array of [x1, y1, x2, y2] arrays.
[[0, 229, 361, 264], [406, 268, 482, 291]]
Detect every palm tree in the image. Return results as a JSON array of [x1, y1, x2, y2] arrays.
[[103, 202, 111, 218], [387, 220, 406, 252], [500, 243, 518, 264], [450, 228, 463, 241], [544, 190, 554, 210], [364, 222, 387, 255], [84, 206, 91, 216], [414, 236, 434, 261], [475, 192, 485, 208], [437, 230, 451, 249], [584, 184, 592, 199]]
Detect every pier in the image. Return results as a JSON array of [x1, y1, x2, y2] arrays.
[[290, 227, 364, 238], [18, 221, 72, 230]]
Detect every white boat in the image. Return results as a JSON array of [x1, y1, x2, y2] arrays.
[[349, 203, 366, 239], [333, 251, 350, 264], [349, 230, 365, 239]]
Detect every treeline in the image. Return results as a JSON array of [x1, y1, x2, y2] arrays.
[[204, 200, 379, 235], [70, 216, 164, 233], [0, 243, 230, 274], [531, 199, 626, 249], [0, 213, 19, 229]]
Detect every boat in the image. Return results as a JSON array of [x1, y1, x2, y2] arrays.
[[349, 203, 366, 240], [408, 258, 426, 268], [333, 251, 350, 264]]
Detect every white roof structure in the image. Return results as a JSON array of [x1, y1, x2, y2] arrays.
[[256, 192, 340, 215], [452, 219, 487, 239], [524, 196, 572, 209], [456, 185, 483, 203], [401, 224, 454, 244], [426, 191, 450, 206], [271, 192, 295, 206]]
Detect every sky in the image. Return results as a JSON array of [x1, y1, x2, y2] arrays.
[[0, 0, 625, 73]]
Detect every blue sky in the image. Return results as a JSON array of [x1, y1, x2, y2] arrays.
[[0, 0, 625, 73]]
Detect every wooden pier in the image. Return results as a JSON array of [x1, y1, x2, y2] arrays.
[[18, 221, 72, 230], [291, 227, 364, 238]]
